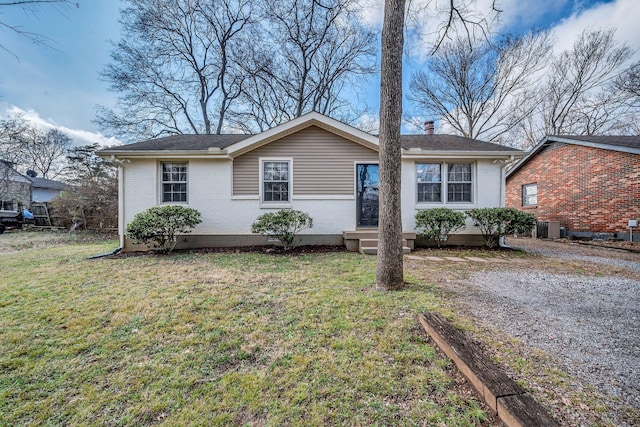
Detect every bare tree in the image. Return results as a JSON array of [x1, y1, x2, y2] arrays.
[[97, 0, 376, 140], [615, 61, 640, 100], [409, 30, 551, 142], [22, 128, 71, 178], [508, 28, 636, 148], [0, 114, 71, 178], [377, 0, 406, 291], [544, 29, 631, 135], [0, 0, 79, 59], [0, 115, 27, 162], [51, 144, 118, 230], [96, 0, 255, 142], [228, 0, 377, 131]]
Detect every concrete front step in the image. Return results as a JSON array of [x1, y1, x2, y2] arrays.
[[359, 239, 411, 255], [359, 238, 409, 248], [343, 230, 417, 240], [360, 246, 412, 255], [343, 230, 416, 253]]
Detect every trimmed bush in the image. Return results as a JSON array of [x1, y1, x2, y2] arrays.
[[126, 205, 202, 253], [465, 207, 536, 248], [251, 209, 313, 251], [415, 208, 466, 247]]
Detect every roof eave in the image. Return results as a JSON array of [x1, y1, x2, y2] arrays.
[[506, 135, 640, 179], [402, 150, 524, 159], [97, 149, 229, 159], [226, 112, 379, 158], [548, 136, 640, 155]]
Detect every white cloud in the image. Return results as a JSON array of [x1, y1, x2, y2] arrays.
[[550, 0, 640, 59], [493, 0, 570, 30], [1, 105, 122, 148], [358, 0, 638, 62], [357, 0, 384, 27]]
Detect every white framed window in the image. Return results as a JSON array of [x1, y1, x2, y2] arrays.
[[161, 162, 188, 203], [447, 163, 472, 203], [416, 162, 474, 204], [260, 159, 292, 204], [522, 183, 537, 207], [416, 163, 442, 203], [0, 200, 14, 210]]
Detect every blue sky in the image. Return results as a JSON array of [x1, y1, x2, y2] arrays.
[[0, 0, 638, 145]]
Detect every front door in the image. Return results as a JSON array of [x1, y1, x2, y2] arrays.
[[356, 164, 379, 227]]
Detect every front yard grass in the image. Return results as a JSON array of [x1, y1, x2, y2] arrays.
[[0, 235, 495, 426]]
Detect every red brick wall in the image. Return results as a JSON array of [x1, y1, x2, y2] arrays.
[[506, 143, 640, 234]]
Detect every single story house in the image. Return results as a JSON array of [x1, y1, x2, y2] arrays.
[[0, 159, 32, 211], [28, 175, 70, 203], [99, 112, 523, 252], [506, 135, 640, 240]]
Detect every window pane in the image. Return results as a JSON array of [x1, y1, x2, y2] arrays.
[[417, 164, 442, 203], [161, 163, 188, 203], [448, 163, 471, 182], [417, 183, 442, 202], [447, 183, 471, 202], [523, 184, 537, 206], [446, 163, 472, 202], [262, 161, 290, 202], [416, 163, 441, 183]]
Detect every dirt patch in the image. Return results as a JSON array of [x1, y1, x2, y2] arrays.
[[559, 238, 640, 253]]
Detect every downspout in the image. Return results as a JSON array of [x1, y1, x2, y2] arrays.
[[497, 159, 509, 248], [118, 163, 125, 249], [87, 246, 122, 259]]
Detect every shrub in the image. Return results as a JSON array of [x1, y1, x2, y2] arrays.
[[126, 205, 202, 253], [251, 209, 313, 251], [465, 207, 536, 248], [415, 208, 466, 247], [49, 143, 118, 231]]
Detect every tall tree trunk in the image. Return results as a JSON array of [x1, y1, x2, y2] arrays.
[[376, 0, 405, 291]]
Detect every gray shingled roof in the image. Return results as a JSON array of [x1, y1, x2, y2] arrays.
[[400, 134, 521, 151], [548, 135, 640, 150], [105, 134, 251, 151], [30, 177, 69, 191], [102, 133, 520, 153]]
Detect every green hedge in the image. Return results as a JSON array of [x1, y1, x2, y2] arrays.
[[126, 205, 202, 253], [251, 209, 313, 251], [415, 208, 466, 247], [465, 208, 536, 248]]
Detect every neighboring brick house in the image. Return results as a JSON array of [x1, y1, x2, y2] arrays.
[[506, 136, 640, 239]]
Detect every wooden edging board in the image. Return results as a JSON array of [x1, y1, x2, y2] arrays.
[[418, 312, 559, 427]]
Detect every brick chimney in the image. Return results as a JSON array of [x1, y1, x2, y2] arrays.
[[424, 121, 435, 135]]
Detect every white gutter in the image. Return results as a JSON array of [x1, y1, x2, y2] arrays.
[[98, 150, 230, 159], [401, 150, 524, 159]]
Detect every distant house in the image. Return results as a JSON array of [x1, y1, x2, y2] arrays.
[[0, 159, 32, 211], [99, 112, 523, 252], [506, 135, 640, 240], [27, 173, 69, 203]]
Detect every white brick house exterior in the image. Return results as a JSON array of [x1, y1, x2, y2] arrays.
[[99, 113, 522, 251]]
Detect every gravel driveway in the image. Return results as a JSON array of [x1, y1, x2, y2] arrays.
[[444, 238, 640, 425]]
